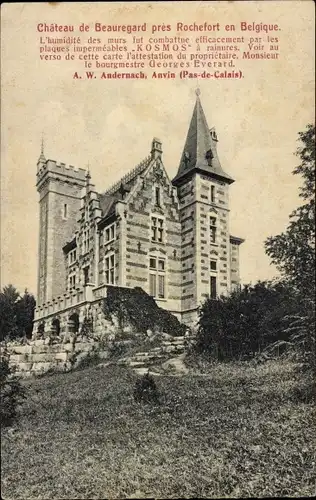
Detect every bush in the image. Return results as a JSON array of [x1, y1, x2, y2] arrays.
[[0, 357, 26, 427], [262, 298, 315, 402], [196, 280, 299, 361], [133, 372, 160, 404], [79, 316, 94, 337], [107, 342, 129, 360]]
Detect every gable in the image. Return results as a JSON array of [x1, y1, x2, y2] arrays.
[[125, 157, 180, 221]]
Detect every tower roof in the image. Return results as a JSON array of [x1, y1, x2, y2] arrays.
[[37, 134, 46, 165], [172, 91, 234, 185]]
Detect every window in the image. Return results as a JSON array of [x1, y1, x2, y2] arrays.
[[210, 216, 217, 244], [158, 259, 165, 271], [104, 224, 115, 244], [84, 205, 89, 222], [151, 217, 164, 242], [158, 275, 165, 298], [210, 276, 217, 299], [104, 253, 115, 284], [149, 257, 156, 269], [83, 266, 89, 285], [69, 273, 76, 290], [210, 260, 217, 271], [211, 186, 215, 203], [68, 249, 77, 265], [155, 187, 161, 207], [82, 230, 90, 254], [63, 204, 68, 219], [149, 256, 166, 298], [149, 274, 156, 297], [205, 149, 213, 166]]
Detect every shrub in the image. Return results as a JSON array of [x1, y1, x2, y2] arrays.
[[0, 357, 26, 427], [79, 316, 94, 337], [74, 351, 101, 371], [107, 342, 129, 360], [196, 280, 299, 361], [133, 372, 160, 404]]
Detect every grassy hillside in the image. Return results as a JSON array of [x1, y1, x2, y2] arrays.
[[1, 361, 315, 499]]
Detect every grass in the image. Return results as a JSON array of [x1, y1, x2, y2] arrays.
[[1, 360, 315, 499]]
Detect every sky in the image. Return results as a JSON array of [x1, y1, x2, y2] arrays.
[[1, 1, 315, 296]]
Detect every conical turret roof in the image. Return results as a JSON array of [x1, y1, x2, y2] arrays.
[[172, 91, 234, 185]]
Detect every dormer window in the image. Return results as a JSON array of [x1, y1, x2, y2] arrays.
[[206, 149, 213, 166], [104, 223, 115, 244], [183, 151, 191, 169], [68, 249, 77, 266], [210, 128, 218, 141]]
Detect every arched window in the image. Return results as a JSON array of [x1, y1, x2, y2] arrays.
[[68, 312, 79, 333], [38, 322, 45, 335], [52, 318, 61, 335]]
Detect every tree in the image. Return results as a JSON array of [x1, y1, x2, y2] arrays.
[[0, 285, 36, 341], [265, 124, 315, 299], [265, 125, 315, 383], [16, 290, 36, 338], [0, 285, 20, 340]]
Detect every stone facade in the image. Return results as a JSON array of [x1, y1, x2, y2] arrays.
[[34, 94, 244, 334]]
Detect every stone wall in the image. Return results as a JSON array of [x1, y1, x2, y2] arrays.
[[2, 331, 194, 378], [33, 285, 118, 337], [2, 335, 102, 378]]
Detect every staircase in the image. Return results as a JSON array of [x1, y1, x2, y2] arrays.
[[117, 335, 190, 374]]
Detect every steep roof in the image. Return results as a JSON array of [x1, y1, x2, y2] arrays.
[[104, 155, 151, 197], [98, 154, 152, 219], [172, 92, 234, 185], [98, 193, 117, 219]]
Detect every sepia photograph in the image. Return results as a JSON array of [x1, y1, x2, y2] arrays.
[[1, 2, 315, 498]]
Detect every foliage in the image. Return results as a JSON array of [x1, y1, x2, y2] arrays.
[[107, 341, 129, 360], [265, 124, 315, 299], [73, 351, 101, 371], [133, 371, 160, 404], [196, 280, 299, 360], [0, 285, 36, 341], [264, 124, 315, 376], [260, 298, 315, 401], [79, 316, 94, 337], [0, 357, 26, 427], [103, 286, 186, 336]]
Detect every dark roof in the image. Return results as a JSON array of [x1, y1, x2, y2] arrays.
[[97, 154, 152, 219], [62, 238, 76, 253], [172, 96, 234, 185], [230, 235, 245, 245], [103, 155, 151, 197], [98, 193, 117, 219]]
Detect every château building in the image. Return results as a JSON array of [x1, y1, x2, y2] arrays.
[[33, 92, 244, 335]]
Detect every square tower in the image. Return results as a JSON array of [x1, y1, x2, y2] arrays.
[[36, 149, 86, 305]]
